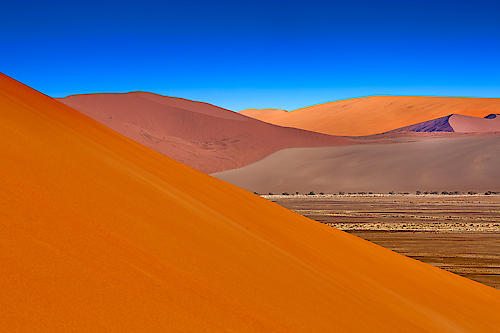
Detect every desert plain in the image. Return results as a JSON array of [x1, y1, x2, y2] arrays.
[[264, 193, 500, 289]]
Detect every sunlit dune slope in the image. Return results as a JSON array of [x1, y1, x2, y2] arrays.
[[213, 134, 500, 193], [58, 93, 350, 173], [241, 96, 500, 136], [1, 73, 500, 331]]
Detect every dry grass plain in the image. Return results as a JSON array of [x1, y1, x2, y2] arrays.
[[264, 194, 500, 289]]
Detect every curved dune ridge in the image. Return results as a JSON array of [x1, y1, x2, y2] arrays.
[[240, 96, 500, 136], [392, 114, 500, 133], [213, 135, 500, 193], [58, 93, 350, 173], [1, 72, 500, 331], [390, 114, 455, 132], [239, 108, 288, 122]]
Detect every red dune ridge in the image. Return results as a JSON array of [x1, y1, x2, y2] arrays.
[[1, 72, 500, 331], [240, 96, 500, 136], [58, 93, 351, 173]]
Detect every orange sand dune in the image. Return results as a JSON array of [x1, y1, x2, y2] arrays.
[[58, 93, 350, 173], [1, 73, 500, 331], [240, 96, 500, 136]]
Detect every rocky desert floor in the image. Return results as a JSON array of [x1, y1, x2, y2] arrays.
[[264, 194, 500, 289]]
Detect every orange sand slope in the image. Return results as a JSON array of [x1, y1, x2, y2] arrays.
[[58, 93, 350, 173], [240, 96, 500, 136], [1, 73, 500, 332]]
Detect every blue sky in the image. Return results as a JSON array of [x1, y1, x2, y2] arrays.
[[2, 0, 499, 110]]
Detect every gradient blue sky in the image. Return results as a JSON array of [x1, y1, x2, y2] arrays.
[[2, 0, 499, 110]]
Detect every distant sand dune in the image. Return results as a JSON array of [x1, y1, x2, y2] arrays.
[[392, 114, 500, 133], [58, 93, 351, 173], [240, 96, 500, 136], [450, 114, 500, 132], [239, 108, 288, 121], [213, 134, 500, 193]]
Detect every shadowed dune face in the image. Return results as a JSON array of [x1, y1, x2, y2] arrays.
[[58, 93, 351, 173], [2, 72, 500, 331], [240, 96, 500, 136], [390, 115, 455, 132], [393, 114, 500, 133], [213, 135, 500, 193]]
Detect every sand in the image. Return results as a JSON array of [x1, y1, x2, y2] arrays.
[[240, 96, 500, 136], [390, 114, 455, 132], [393, 114, 500, 133], [239, 108, 288, 121], [2, 73, 500, 331], [58, 93, 350, 173], [449, 114, 500, 133], [213, 134, 500, 193]]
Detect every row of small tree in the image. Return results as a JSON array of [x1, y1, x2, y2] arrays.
[[414, 191, 500, 195], [255, 191, 500, 195]]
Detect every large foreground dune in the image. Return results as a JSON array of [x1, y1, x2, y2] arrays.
[[213, 134, 500, 193], [240, 96, 500, 136], [58, 93, 350, 173], [2, 73, 500, 331]]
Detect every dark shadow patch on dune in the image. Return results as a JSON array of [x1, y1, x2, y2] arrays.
[[485, 114, 499, 119], [389, 114, 454, 133]]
